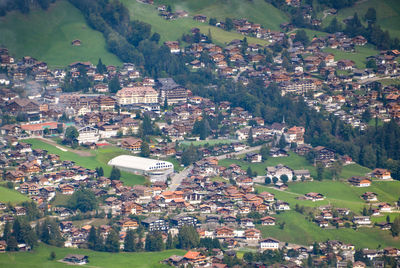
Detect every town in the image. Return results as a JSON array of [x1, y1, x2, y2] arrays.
[[0, 0, 400, 267]]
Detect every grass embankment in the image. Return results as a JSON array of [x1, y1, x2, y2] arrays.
[[0, 243, 185, 268], [0, 186, 29, 204], [24, 139, 145, 186], [121, 0, 271, 46], [0, 0, 121, 68]]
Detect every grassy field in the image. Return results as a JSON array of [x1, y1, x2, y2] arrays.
[[24, 139, 145, 186], [257, 211, 400, 249], [0, 1, 121, 68], [0, 244, 185, 268], [379, 78, 400, 86], [323, 45, 379, 69], [321, 0, 400, 39], [121, 0, 270, 46], [154, 0, 288, 31], [256, 179, 400, 212], [0, 186, 29, 204]]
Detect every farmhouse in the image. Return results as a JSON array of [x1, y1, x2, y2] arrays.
[[108, 155, 173, 182], [259, 238, 280, 251], [348, 177, 371, 187], [63, 254, 88, 265], [371, 168, 391, 180], [305, 192, 325, 201]]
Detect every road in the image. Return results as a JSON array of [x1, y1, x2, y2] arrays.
[[168, 144, 264, 190]]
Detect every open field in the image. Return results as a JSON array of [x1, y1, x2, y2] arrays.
[[323, 45, 379, 69], [24, 139, 145, 186], [321, 0, 400, 39], [256, 179, 400, 212], [0, 1, 121, 68], [257, 211, 400, 249], [154, 0, 288, 31], [0, 186, 29, 204], [0, 244, 185, 268], [121, 0, 270, 46]]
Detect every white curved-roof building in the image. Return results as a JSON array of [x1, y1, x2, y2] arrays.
[[108, 155, 174, 182]]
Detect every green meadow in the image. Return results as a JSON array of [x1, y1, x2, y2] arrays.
[[258, 211, 400, 249], [0, 244, 185, 268], [0, 186, 29, 204], [0, 0, 121, 68], [24, 139, 145, 186], [323, 45, 379, 69]]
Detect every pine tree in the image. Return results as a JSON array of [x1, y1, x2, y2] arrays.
[[2, 221, 11, 241], [166, 232, 173, 249], [391, 216, 400, 237], [247, 128, 254, 145], [87, 226, 97, 250], [140, 141, 150, 157], [110, 166, 121, 180], [124, 230, 136, 252], [105, 229, 120, 252]]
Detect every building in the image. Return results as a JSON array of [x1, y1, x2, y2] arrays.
[[372, 169, 391, 180], [142, 216, 169, 231], [116, 86, 158, 105], [120, 137, 142, 151], [77, 126, 99, 144], [157, 78, 188, 105], [266, 164, 293, 181], [62, 254, 88, 265], [172, 215, 198, 228], [348, 177, 371, 187], [108, 155, 174, 182], [259, 238, 280, 251]]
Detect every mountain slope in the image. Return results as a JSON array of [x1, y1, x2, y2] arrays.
[[0, 0, 121, 67]]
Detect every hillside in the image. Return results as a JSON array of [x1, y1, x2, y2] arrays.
[[121, 0, 270, 46], [0, 0, 121, 67], [321, 0, 400, 39], [153, 0, 288, 31]]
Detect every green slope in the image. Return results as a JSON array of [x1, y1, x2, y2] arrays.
[[0, 186, 29, 204], [0, 0, 121, 68], [322, 0, 400, 39], [154, 0, 288, 31]]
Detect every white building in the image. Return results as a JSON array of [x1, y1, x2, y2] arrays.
[[266, 164, 293, 181], [259, 238, 280, 251], [108, 155, 174, 182], [77, 126, 99, 144]]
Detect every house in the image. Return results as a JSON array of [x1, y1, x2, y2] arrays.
[[371, 168, 391, 180], [63, 254, 89, 265], [361, 192, 378, 202], [172, 215, 198, 228], [269, 148, 289, 157], [164, 41, 181, 54], [266, 164, 293, 181], [183, 251, 207, 265], [244, 228, 261, 241], [193, 15, 207, 22], [259, 238, 280, 251], [118, 218, 139, 230], [353, 216, 371, 225], [304, 192, 325, 201], [0, 240, 6, 252], [314, 146, 335, 161], [246, 152, 262, 163], [260, 216, 276, 226], [348, 177, 371, 187], [142, 217, 169, 231], [120, 137, 142, 151]]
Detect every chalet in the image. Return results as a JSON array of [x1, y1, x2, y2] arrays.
[[183, 251, 207, 265], [118, 218, 139, 230], [77, 126, 99, 144], [293, 169, 311, 180], [260, 216, 276, 226], [275, 201, 290, 210], [259, 238, 280, 251], [244, 228, 261, 241], [172, 215, 198, 228], [337, 59, 355, 70], [59, 185, 75, 195], [5, 170, 25, 182], [353, 216, 371, 225], [371, 168, 391, 180], [348, 177, 371, 187], [63, 254, 88, 265], [215, 226, 234, 238], [361, 192, 378, 202], [269, 148, 289, 157], [120, 137, 142, 151], [314, 146, 335, 161], [164, 41, 180, 54], [305, 192, 325, 201], [246, 152, 262, 163], [193, 15, 207, 23], [6, 99, 40, 115], [0, 240, 7, 253]]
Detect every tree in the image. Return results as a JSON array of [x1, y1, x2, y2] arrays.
[[124, 230, 136, 252], [67, 189, 97, 212], [64, 126, 79, 146], [150, 33, 160, 44], [366, 59, 377, 70], [247, 128, 254, 145], [110, 166, 121, 180], [177, 225, 199, 249], [272, 177, 278, 184], [87, 226, 97, 250], [280, 174, 289, 184], [260, 145, 269, 161], [364, 7, 376, 24], [316, 162, 324, 181], [96, 167, 104, 177], [140, 141, 150, 157], [145, 231, 164, 251], [209, 17, 217, 25], [38, 0, 51, 10], [109, 75, 121, 94], [163, 98, 168, 110], [265, 177, 272, 184], [96, 58, 107, 74], [166, 232, 174, 249], [49, 251, 56, 260], [329, 161, 342, 180], [243, 252, 254, 262], [391, 216, 400, 237], [142, 114, 154, 136], [225, 17, 233, 31], [2, 221, 11, 241], [278, 134, 287, 149], [105, 229, 120, 252], [6, 236, 18, 251], [293, 29, 310, 47]]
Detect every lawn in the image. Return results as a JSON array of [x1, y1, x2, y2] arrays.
[[321, 0, 400, 39], [154, 0, 288, 31], [257, 211, 400, 249], [0, 243, 185, 268], [121, 0, 270, 46], [0, 186, 29, 204], [163, 156, 184, 172], [323, 45, 379, 69], [0, 1, 121, 68], [24, 139, 146, 186], [51, 193, 70, 207]]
